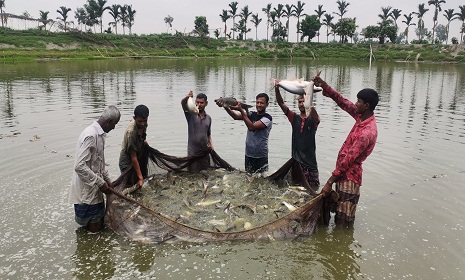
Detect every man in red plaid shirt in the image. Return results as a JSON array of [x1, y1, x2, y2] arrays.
[[313, 75, 379, 228]]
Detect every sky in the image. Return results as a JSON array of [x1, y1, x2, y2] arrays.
[[4, 0, 463, 43]]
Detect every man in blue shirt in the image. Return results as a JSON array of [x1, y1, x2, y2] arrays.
[[218, 93, 272, 175]]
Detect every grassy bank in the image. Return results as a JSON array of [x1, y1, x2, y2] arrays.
[[1, 28, 464, 63]]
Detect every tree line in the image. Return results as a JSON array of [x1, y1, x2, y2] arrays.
[[1, 0, 465, 44]]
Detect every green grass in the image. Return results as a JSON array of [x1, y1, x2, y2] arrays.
[[0, 27, 463, 63]]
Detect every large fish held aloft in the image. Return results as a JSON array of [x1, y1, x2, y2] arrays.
[[214, 97, 253, 112], [273, 70, 322, 117]]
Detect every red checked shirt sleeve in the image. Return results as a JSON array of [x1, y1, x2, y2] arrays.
[[322, 84, 378, 185]]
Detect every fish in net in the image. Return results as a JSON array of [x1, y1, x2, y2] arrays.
[[105, 146, 332, 243]]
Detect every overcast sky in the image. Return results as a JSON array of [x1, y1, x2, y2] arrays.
[[5, 0, 463, 42]]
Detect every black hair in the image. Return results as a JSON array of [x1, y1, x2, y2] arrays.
[[357, 88, 379, 111], [256, 92, 269, 103], [196, 93, 208, 101], [134, 104, 149, 118]]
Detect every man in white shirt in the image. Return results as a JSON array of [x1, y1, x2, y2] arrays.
[[69, 105, 121, 233]]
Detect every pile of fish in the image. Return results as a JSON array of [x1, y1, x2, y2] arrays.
[[124, 169, 314, 233]]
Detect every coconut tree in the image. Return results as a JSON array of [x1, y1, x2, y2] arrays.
[[314, 5, 326, 42], [164, 15, 173, 33], [334, 0, 350, 19], [39, 11, 50, 30], [228, 1, 239, 39], [89, 0, 108, 33], [262, 3, 272, 41], [118, 4, 127, 34], [273, 3, 284, 27], [239, 5, 252, 40], [443, 9, 456, 44], [108, 4, 120, 34], [322, 13, 334, 43], [219, 9, 230, 39], [126, 4, 136, 35], [402, 13, 416, 43], [250, 13, 262, 41], [390, 8, 402, 28], [428, 0, 446, 43], [282, 4, 295, 41], [378, 6, 392, 21], [56, 6, 71, 31], [0, 0, 5, 27], [293, 1, 305, 42], [413, 4, 429, 41], [74, 7, 87, 31], [457, 5, 465, 43]]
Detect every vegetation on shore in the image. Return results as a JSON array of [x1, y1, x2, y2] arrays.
[[1, 28, 464, 63]]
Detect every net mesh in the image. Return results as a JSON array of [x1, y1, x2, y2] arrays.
[[105, 146, 325, 243]]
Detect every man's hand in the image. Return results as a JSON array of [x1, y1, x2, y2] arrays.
[[137, 178, 144, 188], [320, 181, 333, 197], [313, 76, 327, 89], [99, 182, 112, 194]]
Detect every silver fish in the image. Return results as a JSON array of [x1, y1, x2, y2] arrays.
[[187, 96, 199, 115], [273, 78, 323, 95]]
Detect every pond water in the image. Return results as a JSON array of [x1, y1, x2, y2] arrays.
[[1, 58, 464, 279]]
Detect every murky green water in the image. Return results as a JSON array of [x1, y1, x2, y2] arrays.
[[1, 58, 464, 279]]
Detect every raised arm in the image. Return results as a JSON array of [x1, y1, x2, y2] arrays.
[[181, 90, 193, 112], [274, 80, 289, 114]]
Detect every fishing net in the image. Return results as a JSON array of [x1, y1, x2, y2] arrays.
[[105, 145, 326, 243]]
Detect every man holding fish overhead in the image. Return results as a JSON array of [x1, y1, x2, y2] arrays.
[[181, 91, 213, 172], [312, 75, 378, 229], [217, 93, 272, 175], [274, 79, 320, 190]]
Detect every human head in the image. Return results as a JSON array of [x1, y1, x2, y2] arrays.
[[133, 104, 149, 130], [255, 93, 269, 114], [98, 105, 120, 133], [356, 88, 379, 112], [196, 93, 208, 112], [297, 95, 305, 113], [134, 104, 149, 119]]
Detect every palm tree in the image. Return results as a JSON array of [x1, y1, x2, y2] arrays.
[[0, 0, 5, 27], [240, 5, 252, 40], [228, 1, 239, 39], [378, 6, 392, 21], [443, 9, 456, 44], [428, 0, 446, 43], [108, 4, 120, 34], [56, 6, 72, 31], [118, 4, 127, 35], [322, 13, 334, 43], [390, 9, 402, 28], [293, 1, 305, 42], [38, 11, 50, 30], [74, 7, 87, 31], [457, 5, 465, 43], [282, 4, 295, 42], [262, 3, 272, 42], [413, 4, 429, 41], [164, 15, 173, 33], [126, 4, 136, 35], [402, 13, 416, 43], [91, 0, 109, 33], [314, 5, 326, 42], [250, 13, 262, 40], [274, 3, 284, 26], [335, 0, 350, 19], [219, 9, 230, 39]]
